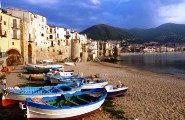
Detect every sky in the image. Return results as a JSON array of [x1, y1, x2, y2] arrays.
[[2, 0, 185, 31]]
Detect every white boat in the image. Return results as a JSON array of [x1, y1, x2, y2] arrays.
[[26, 64, 63, 69], [96, 73, 109, 78], [64, 62, 75, 66], [82, 79, 108, 90], [40, 60, 51, 63], [105, 84, 128, 98], [2, 83, 82, 107], [48, 76, 108, 90], [19, 88, 107, 120]]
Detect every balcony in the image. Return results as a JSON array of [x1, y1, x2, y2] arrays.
[[64, 34, 71, 39], [28, 39, 34, 42]]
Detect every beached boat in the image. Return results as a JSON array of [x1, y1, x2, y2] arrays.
[[82, 79, 108, 90], [43, 69, 75, 83], [19, 88, 107, 120], [45, 75, 82, 85], [105, 84, 128, 98], [25, 63, 63, 69], [95, 73, 109, 78], [40, 60, 51, 63], [2, 83, 82, 107], [64, 62, 75, 66], [48, 76, 108, 90], [28, 74, 44, 81]]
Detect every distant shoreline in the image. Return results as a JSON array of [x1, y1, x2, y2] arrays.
[[119, 51, 185, 56]]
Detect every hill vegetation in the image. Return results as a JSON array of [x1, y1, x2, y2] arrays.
[[81, 23, 185, 43], [80, 24, 135, 41]]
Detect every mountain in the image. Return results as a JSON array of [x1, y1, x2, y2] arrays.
[[81, 23, 185, 43], [129, 23, 185, 43], [80, 24, 135, 41]]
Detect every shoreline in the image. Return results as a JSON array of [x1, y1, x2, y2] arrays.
[[119, 51, 185, 56], [2, 62, 185, 120]]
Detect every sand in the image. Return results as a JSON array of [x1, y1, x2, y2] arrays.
[[65, 62, 185, 120], [2, 62, 185, 120]]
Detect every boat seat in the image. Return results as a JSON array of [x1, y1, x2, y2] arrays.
[[66, 97, 80, 106], [76, 96, 89, 103]]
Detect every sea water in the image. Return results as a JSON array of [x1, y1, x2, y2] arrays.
[[116, 53, 185, 78]]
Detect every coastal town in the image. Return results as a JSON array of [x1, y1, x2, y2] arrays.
[[0, 4, 121, 68], [1, 1, 185, 120]]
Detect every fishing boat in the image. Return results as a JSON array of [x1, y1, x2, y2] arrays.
[[105, 83, 128, 98], [43, 69, 75, 83], [19, 88, 107, 120], [48, 75, 108, 90], [64, 62, 75, 66], [46, 75, 82, 85], [82, 79, 108, 90], [25, 63, 63, 69], [2, 83, 82, 107], [95, 73, 109, 78]]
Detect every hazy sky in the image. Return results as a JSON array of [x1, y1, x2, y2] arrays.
[[2, 0, 185, 31]]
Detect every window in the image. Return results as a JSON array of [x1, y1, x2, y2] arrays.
[[29, 34, 31, 41], [50, 28, 52, 33], [4, 21, 6, 25], [0, 16, 2, 21], [13, 19, 17, 28], [51, 41, 54, 47], [58, 40, 60, 45], [42, 17, 44, 22], [13, 30, 17, 38], [49, 35, 53, 39], [53, 49, 55, 52], [66, 40, 69, 46], [57, 33, 59, 38], [41, 33, 44, 37], [12, 42, 14, 45]]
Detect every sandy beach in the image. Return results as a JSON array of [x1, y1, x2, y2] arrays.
[[1, 61, 185, 120]]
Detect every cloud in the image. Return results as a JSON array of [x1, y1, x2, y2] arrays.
[[91, 0, 101, 5], [26, 0, 59, 5], [158, 2, 185, 24], [78, 0, 101, 9], [24, 0, 59, 8]]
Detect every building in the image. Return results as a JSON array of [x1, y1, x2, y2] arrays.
[[1, 4, 119, 66], [0, 7, 23, 66]]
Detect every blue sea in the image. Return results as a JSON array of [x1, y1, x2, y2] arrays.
[[116, 53, 185, 78]]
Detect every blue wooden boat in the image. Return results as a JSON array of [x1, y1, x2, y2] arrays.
[[20, 88, 107, 120], [2, 82, 82, 107], [45, 75, 82, 85]]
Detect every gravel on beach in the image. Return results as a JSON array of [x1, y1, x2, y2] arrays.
[[2, 62, 185, 120]]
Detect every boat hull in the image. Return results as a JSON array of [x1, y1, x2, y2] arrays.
[[23, 88, 107, 119], [82, 82, 108, 89], [27, 109, 98, 120], [2, 93, 62, 107], [107, 88, 128, 98], [2, 88, 77, 107], [105, 85, 128, 98], [26, 98, 104, 119]]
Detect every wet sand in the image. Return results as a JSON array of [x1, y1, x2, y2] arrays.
[[1, 62, 185, 120]]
